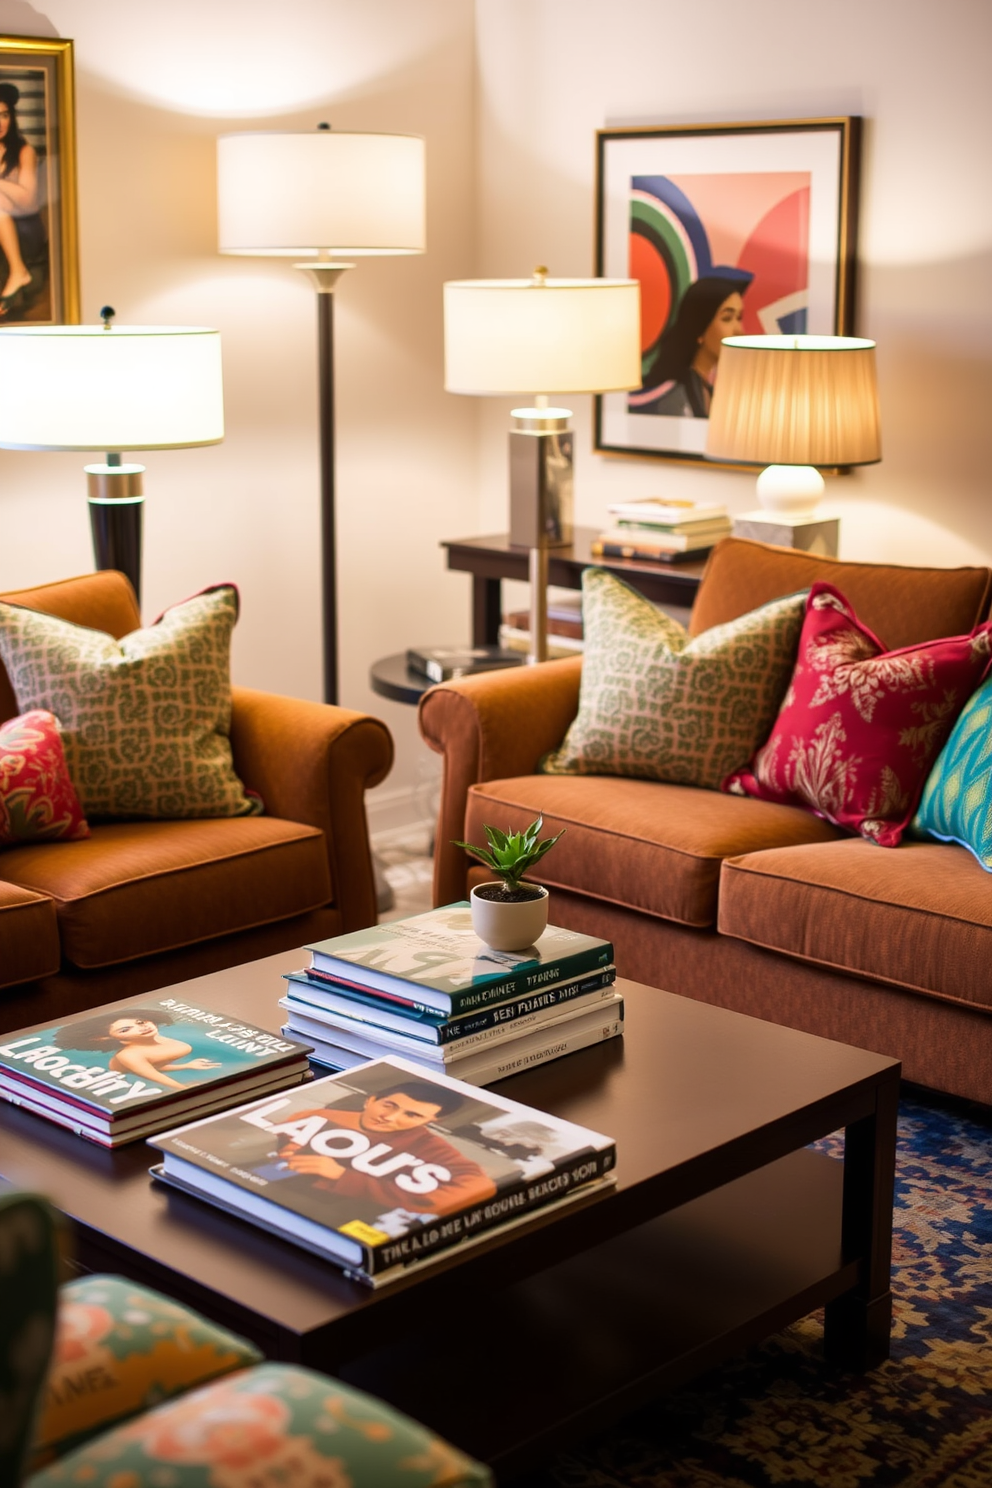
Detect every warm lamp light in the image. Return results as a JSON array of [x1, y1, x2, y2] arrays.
[[443, 270, 640, 661], [217, 125, 426, 704], [706, 334, 881, 555], [0, 314, 224, 603]]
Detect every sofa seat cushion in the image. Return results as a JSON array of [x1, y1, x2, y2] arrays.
[[0, 817, 332, 969], [0, 879, 60, 987], [719, 838, 992, 1009], [465, 776, 843, 927]]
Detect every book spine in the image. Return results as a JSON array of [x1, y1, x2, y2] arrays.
[[591, 539, 714, 565], [310, 942, 615, 1015], [287, 967, 616, 1045], [366, 1142, 617, 1275]]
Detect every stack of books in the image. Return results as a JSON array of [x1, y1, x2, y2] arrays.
[[0, 995, 313, 1147], [280, 903, 623, 1086], [149, 1053, 617, 1286], [500, 594, 585, 657], [405, 645, 524, 683], [592, 498, 732, 563]]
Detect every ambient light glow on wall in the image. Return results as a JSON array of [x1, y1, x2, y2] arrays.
[[217, 126, 426, 704], [444, 270, 640, 661], [0, 316, 224, 604]]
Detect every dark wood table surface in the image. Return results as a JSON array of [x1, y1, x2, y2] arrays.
[[443, 528, 707, 646], [0, 950, 899, 1479]]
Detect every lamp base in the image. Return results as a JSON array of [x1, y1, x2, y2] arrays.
[[732, 510, 839, 559], [508, 421, 574, 550], [85, 463, 145, 604]]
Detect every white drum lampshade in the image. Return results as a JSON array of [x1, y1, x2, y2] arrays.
[[706, 334, 881, 517], [217, 129, 426, 256], [0, 320, 224, 603]]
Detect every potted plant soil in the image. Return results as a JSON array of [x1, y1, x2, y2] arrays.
[[453, 815, 565, 951]]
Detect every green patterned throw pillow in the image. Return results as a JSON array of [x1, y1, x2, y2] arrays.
[[913, 672, 992, 869], [0, 585, 262, 820], [540, 568, 807, 789]]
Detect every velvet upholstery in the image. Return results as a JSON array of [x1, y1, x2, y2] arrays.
[[0, 571, 393, 1019], [0, 881, 60, 987], [719, 838, 992, 1009], [465, 776, 842, 927]]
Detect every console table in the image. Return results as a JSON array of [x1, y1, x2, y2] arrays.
[[443, 526, 708, 646]]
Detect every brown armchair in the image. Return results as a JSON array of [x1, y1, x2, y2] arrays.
[[0, 571, 393, 1030]]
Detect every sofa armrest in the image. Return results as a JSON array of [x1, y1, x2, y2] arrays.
[[230, 686, 394, 932], [418, 656, 582, 906]]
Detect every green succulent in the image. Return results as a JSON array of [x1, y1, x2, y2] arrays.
[[453, 814, 565, 895]]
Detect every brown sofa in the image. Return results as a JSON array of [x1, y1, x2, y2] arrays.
[[0, 571, 393, 1032], [420, 538, 992, 1107]]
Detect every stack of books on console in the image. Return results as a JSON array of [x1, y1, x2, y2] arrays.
[[280, 903, 623, 1087], [0, 995, 313, 1148], [499, 594, 585, 657], [592, 498, 732, 563], [149, 1053, 617, 1287]]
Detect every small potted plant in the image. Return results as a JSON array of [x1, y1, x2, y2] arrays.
[[453, 815, 565, 951]]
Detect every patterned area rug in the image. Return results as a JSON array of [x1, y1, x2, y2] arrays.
[[518, 1091, 992, 1488]]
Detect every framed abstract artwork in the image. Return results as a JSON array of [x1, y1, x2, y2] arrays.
[[595, 118, 861, 464], [0, 35, 79, 325]]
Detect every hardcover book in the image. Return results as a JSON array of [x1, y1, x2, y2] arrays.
[[405, 645, 524, 683], [305, 903, 614, 1015], [0, 996, 312, 1147], [150, 1055, 617, 1284]]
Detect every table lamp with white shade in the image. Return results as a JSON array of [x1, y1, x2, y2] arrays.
[[216, 125, 426, 705], [706, 334, 881, 557], [0, 311, 224, 604], [444, 270, 641, 661]]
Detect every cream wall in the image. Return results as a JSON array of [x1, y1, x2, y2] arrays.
[[0, 0, 479, 827], [474, 0, 992, 571]]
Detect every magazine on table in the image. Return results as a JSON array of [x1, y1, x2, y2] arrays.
[[0, 996, 312, 1146], [305, 903, 614, 1015], [149, 1055, 617, 1284]]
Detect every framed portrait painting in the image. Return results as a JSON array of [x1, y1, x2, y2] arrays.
[[0, 36, 79, 325], [595, 118, 861, 464]]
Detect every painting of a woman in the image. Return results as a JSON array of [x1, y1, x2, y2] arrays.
[[54, 1008, 222, 1090], [0, 80, 47, 317], [636, 273, 750, 418]]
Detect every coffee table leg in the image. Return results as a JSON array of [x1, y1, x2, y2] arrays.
[[823, 1072, 899, 1370]]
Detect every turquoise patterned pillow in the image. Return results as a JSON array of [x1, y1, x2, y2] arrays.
[[913, 673, 992, 869], [25, 1363, 492, 1488]]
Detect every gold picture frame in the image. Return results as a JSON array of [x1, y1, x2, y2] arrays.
[[594, 117, 861, 466], [0, 35, 79, 324]]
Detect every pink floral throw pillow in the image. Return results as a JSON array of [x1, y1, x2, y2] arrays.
[[724, 582, 992, 846], [0, 709, 90, 847]]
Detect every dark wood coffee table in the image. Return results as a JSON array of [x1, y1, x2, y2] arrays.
[[0, 950, 899, 1479]]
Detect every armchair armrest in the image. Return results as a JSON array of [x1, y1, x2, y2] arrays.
[[230, 686, 393, 932], [418, 657, 582, 906]]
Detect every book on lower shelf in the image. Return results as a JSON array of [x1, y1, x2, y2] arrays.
[[406, 645, 525, 683], [0, 996, 313, 1147], [149, 1054, 617, 1286]]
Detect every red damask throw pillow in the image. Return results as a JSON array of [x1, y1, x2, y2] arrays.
[[724, 582, 992, 846], [0, 710, 90, 847]]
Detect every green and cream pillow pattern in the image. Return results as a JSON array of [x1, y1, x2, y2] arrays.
[[540, 568, 807, 789], [913, 671, 992, 869], [0, 585, 261, 820]]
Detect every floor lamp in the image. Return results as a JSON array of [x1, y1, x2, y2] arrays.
[[443, 270, 640, 660], [0, 314, 224, 606], [217, 125, 426, 705]]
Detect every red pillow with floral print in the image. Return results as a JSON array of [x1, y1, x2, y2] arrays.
[[723, 582, 992, 846], [0, 710, 90, 847]]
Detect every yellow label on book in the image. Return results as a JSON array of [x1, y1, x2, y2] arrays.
[[339, 1219, 390, 1246]]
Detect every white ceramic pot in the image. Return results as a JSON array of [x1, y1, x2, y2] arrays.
[[470, 882, 549, 952]]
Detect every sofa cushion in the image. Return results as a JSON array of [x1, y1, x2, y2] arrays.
[[540, 568, 806, 789], [718, 837, 992, 1010], [725, 583, 992, 847], [1, 711, 89, 848], [691, 537, 992, 647], [913, 669, 992, 871], [0, 571, 141, 723], [28, 1274, 262, 1473], [0, 817, 331, 969], [0, 585, 261, 821], [466, 775, 843, 927], [0, 879, 60, 987]]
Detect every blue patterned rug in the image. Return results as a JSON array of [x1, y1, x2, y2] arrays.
[[518, 1092, 992, 1488]]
